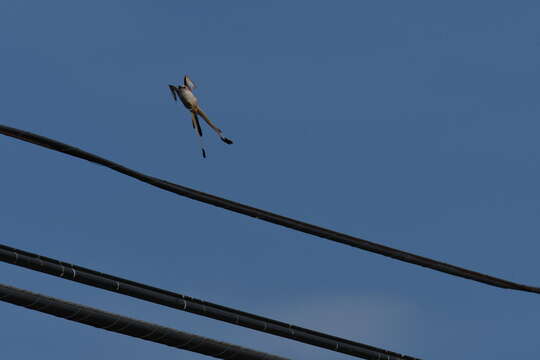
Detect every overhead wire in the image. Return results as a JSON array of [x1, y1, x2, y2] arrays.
[[0, 282, 289, 360], [0, 243, 418, 360], [0, 124, 538, 295]]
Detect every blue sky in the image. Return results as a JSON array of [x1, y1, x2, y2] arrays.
[[1, 1, 540, 359]]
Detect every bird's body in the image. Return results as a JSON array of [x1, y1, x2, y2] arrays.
[[168, 75, 233, 158], [178, 85, 198, 111]]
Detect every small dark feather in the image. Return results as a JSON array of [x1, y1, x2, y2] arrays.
[[194, 116, 203, 136]]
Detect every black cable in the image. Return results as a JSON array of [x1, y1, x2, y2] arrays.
[[0, 283, 288, 360], [0, 243, 418, 360], [1, 124, 538, 295]]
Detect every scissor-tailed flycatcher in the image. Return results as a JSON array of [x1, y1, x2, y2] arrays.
[[169, 75, 233, 158]]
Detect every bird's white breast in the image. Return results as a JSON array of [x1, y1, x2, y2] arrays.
[[179, 87, 198, 109]]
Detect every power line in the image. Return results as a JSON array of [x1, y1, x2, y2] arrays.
[[0, 283, 288, 360], [0, 243, 419, 360], [1, 124, 538, 295]]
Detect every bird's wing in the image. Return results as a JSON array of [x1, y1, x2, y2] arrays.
[[168, 85, 179, 101]]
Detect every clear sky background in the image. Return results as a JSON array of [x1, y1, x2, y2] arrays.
[[1, 1, 540, 359]]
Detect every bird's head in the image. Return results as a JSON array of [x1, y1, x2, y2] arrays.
[[183, 75, 196, 91]]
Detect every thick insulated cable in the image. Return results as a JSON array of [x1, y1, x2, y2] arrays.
[[0, 283, 289, 360], [1, 124, 538, 295]]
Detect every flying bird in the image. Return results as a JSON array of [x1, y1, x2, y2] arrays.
[[169, 75, 233, 158]]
